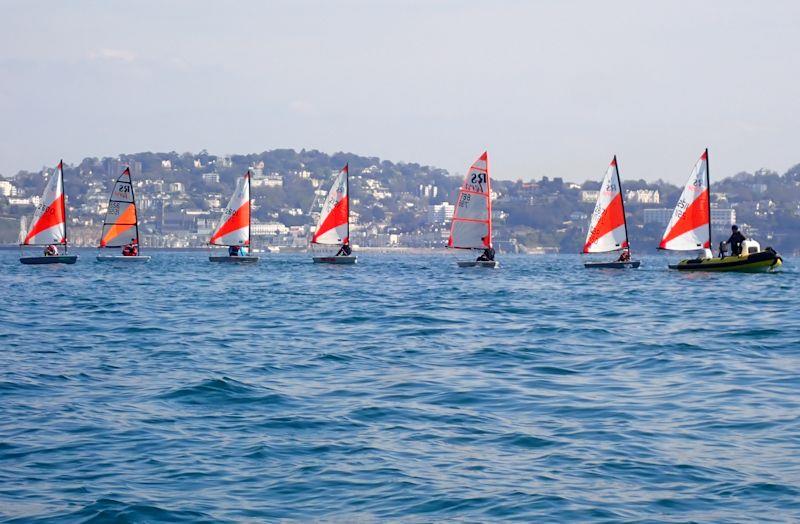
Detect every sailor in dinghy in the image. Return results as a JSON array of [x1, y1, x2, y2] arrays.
[[476, 245, 495, 263], [448, 152, 498, 268], [311, 164, 357, 264], [582, 156, 640, 268], [208, 170, 259, 263], [19, 160, 78, 265], [661, 149, 782, 272], [96, 167, 151, 262]]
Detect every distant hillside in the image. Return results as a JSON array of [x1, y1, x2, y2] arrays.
[[1, 149, 799, 254]]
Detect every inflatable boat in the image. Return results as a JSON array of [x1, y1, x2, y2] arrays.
[[669, 242, 782, 273]]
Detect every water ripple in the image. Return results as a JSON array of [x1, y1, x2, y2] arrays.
[[0, 250, 798, 521]]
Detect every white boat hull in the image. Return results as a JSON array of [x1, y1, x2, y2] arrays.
[[313, 256, 357, 264], [96, 255, 151, 262], [457, 260, 499, 268], [209, 256, 259, 263]]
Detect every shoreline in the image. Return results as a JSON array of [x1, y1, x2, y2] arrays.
[[0, 244, 561, 255]]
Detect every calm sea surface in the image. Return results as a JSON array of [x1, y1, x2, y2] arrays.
[[1, 249, 799, 522]]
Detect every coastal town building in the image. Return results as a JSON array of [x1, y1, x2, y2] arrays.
[[580, 190, 599, 203], [8, 196, 41, 207], [252, 222, 290, 236], [626, 189, 660, 204], [643, 207, 736, 232], [202, 172, 220, 184], [0, 180, 16, 196], [419, 184, 438, 199], [711, 208, 736, 231], [427, 202, 454, 224]]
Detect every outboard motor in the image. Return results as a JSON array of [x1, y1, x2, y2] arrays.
[[765, 246, 783, 267], [718, 241, 727, 258]]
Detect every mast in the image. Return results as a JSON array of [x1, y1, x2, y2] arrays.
[[60, 160, 68, 254], [705, 148, 712, 251], [486, 152, 492, 248], [615, 155, 630, 252], [128, 167, 141, 254], [345, 163, 350, 247], [247, 170, 252, 252]]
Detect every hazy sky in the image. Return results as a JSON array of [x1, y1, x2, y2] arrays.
[[1, 0, 798, 183]]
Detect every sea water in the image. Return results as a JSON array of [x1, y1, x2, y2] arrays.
[[1, 249, 798, 522]]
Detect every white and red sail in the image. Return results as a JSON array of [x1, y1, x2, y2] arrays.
[[312, 164, 349, 245], [583, 156, 628, 253], [210, 171, 251, 247], [22, 161, 67, 246], [100, 167, 139, 248], [448, 152, 492, 249], [659, 149, 711, 250]]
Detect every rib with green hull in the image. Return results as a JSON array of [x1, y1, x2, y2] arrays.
[[669, 249, 782, 273], [660, 149, 782, 273]]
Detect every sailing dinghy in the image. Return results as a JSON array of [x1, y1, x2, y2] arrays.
[[661, 149, 781, 272], [448, 152, 498, 268], [311, 164, 356, 264], [19, 160, 78, 265], [209, 171, 258, 263], [97, 167, 150, 262], [583, 156, 640, 268]]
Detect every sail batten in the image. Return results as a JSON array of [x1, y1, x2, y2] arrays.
[[210, 171, 251, 247], [448, 152, 492, 250], [659, 149, 711, 251], [312, 164, 349, 245], [583, 156, 629, 253], [22, 161, 67, 246], [99, 167, 140, 248]]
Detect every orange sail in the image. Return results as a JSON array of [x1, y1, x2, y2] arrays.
[[99, 167, 140, 248]]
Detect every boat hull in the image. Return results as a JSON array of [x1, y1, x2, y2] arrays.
[[209, 256, 259, 263], [585, 260, 641, 269], [313, 256, 357, 264], [20, 255, 78, 265], [457, 260, 499, 268], [97, 255, 151, 262], [669, 250, 782, 272]]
